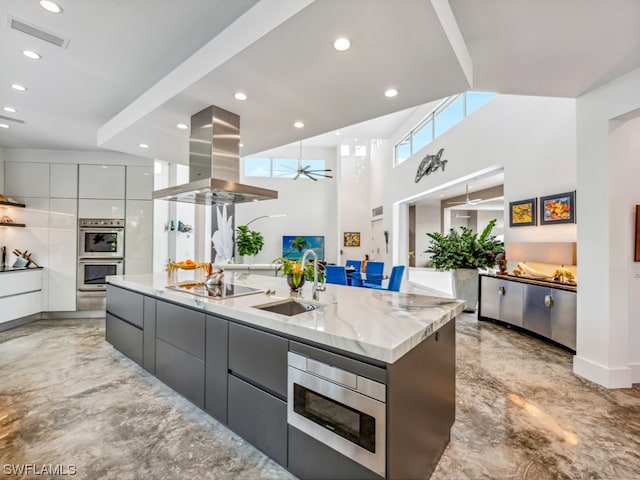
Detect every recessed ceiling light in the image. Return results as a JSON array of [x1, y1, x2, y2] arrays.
[[239, 143, 244, 147], [3, 106, 17, 113], [234, 92, 247, 101], [39, 1, 63, 13], [333, 37, 351, 52], [335, 131, 341, 136], [0, 123, 9, 129], [22, 50, 42, 60], [11, 84, 27, 92], [176, 123, 188, 130], [294, 121, 304, 128], [384, 88, 398, 98], [138, 143, 149, 149]]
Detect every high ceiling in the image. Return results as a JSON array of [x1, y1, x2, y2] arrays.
[[1, 0, 640, 163]]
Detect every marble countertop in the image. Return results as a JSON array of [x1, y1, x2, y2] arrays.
[[107, 273, 464, 364]]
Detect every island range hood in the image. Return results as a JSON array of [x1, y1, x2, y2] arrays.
[[152, 105, 278, 205]]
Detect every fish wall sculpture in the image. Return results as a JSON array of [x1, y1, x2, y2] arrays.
[[415, 148, 447, 183]]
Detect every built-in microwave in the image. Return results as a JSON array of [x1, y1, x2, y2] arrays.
[[78, 218, 125, 258], [287, 352, 386, 477]]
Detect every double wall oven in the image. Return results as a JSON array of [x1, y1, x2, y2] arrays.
[[77, 218, 125, 310]]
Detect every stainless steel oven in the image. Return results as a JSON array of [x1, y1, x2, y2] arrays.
[[287, 352, 386, 477], [78, 258, 124, 291], [78, 218, 125, 258]]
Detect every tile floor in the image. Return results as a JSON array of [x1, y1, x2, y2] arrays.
[[0, 313, 638, 480]]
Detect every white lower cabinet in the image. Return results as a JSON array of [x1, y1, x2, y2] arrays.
[[0, 269, 43, 325]]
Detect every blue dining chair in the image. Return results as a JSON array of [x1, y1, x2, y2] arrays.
[[345, 260, 362, 285], [325, 265, 348, 285], [362, 261, 384, 287], [363, 265, 405, 291]]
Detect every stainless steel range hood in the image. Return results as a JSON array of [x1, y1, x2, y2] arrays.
[[152, 105, 278, 205]]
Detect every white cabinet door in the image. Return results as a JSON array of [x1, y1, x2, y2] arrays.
[[50, 164, 78, 198], [48, 198, 78, 311], [125, 200, 153, 274], [78, 199, 125, 219], [126, 166, 154, 200], [78, 165, 125, 199], [5, 162, 50, 198]]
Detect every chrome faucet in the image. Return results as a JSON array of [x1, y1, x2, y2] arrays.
[[300, 249, 325, 301]]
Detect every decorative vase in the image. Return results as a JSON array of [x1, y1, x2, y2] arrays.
[[287, 273, 305, 295], [452, 268, 479, 312]]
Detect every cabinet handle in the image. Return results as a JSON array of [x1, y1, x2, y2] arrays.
[[498, 286, 505, 296], [544, 295, 554, 308]]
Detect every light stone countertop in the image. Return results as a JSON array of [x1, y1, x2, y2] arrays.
[[107, 272, 464, 364]]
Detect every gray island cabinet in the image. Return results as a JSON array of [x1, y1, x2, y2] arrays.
[[105, 273, 464, 480]]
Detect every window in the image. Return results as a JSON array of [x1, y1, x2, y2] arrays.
[[244, 157, 270, 177], [393, 91, 497, 167], [243, 156, 327, 179], [434, 96, 464, 137], [466, 92, 497, 115]]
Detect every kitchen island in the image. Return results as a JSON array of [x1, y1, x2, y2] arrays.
[[105, 273, 464, 480]]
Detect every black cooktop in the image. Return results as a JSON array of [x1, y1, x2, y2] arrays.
[[167, 282, 264, 300]]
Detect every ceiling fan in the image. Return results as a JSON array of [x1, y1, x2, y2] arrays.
[[446, 184, 483, 205], [275, 141, 333, 181]]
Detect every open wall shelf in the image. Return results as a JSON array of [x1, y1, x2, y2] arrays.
[[0, 222, 26, 228], [0, 201, 26, 208]]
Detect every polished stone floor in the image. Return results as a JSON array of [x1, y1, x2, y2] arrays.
[[0, 314, 638, 480]]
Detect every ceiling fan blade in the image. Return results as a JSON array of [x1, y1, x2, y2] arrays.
[[294, 172, 301, 180], [304, 172, 319, 181]]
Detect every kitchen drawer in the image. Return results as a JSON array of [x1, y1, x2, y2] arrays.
[[106, 313, 143, 366], [106, 285, 144, 328], [288, 426, 383, 480], [228, 322, 288, 398], [228, 374, 287, 468], [156, 300, 206, 360], [550, 290, 577, 350], [156, 339, 205, 408]]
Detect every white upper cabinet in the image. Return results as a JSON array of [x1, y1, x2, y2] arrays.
[[50, 164, 78, 198], [5, 162, 50, 198], [126, 166, 154, 200], [78, 165, 125, 199]]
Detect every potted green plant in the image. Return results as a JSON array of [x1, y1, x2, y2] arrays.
[[235, 225, 264, 261], [424, 219, 504, 312], [273, 257, 325, 295]]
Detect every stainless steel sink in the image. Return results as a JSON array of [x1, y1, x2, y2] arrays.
[[252, 298, 326, 316]]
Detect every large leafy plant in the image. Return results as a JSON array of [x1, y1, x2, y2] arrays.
[[236, 225, 264, 257], [424, 219, 504, 270]]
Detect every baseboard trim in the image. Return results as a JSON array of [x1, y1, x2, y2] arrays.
[[41, 311, 105, 319], [573, 355, 632, 388], [629, 363, 640, 384], [0, 313, 42, 332]]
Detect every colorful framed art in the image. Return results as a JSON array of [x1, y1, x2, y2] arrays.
[[540, 191, 575, 225], [344, 232, 361, 247], [509, 198, 537, 227]]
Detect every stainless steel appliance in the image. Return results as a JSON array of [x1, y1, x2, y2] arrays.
[[77, 218, 125, 311], [167, 283, 263, 300], [78, 218, 125, 258], [287, 352, 386, 477], [152, 105, 277, 205]]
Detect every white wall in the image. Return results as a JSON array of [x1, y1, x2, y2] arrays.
[[235, 145, 338, 264], [339, 148, 370, 264], [575, 65, 640, 387], [0, 147, 4, 194], [415, 203, 440, 266]]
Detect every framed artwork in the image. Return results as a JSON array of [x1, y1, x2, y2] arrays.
[[344, 232, 361, 247], [540, 191, 576, 225], [635, 206, 640, 262], [282, 236, 325, 260], [509, 198, 537, 227]]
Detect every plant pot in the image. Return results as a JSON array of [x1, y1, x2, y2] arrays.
[[452, 268, 479, 313], [287, 273, 305, 295]]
